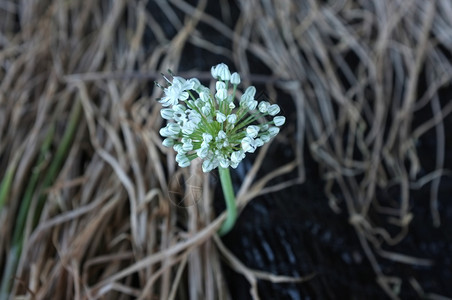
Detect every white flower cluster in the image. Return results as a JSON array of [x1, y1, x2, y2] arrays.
[[157, 63, 286, 173]]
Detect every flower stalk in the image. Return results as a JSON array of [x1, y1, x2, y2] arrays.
[[156, 63, 285, 235], [217, 167, 237, 235]]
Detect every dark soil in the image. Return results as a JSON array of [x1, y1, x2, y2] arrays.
[[216, 95, 452, 299]]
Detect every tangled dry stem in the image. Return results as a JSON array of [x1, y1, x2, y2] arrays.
[[1, 0, 451, 299]]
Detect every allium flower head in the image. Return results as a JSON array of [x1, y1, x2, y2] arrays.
[[156, 63, 285, 172]]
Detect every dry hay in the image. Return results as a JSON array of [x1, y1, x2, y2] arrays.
[[1, 0, 451, 299]]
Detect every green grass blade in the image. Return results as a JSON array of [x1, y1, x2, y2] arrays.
[[33, 99, 82, 227]]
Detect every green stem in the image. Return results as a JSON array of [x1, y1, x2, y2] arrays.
[[218, 167, 237, 236], [0, 126, 54, 299], [32, 100, 82, 228], [0, 166, 15, 211], [13, 124, 55, 246]]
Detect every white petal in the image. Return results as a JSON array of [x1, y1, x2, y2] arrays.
[[219, 157, 229, 168], [173, 144, 184, 153], [267, 104, 281, 116], [246, 125, 260, 138], [159, 127, 170, 137], [167, 123, 181, 135], [231, 150, 245, 163], [211, 65, 218, 79], [200, 92, 210, 102], [189, 78, 201, 90], [203, 133, 213, 142], [268, 126, 280, 137], [215, 88, 228, 101], [244, 86, 256, 98], [261, 134, 271, 143], [227, 114, 237, 124], [216, 81, 226, 91], [182, 140, 193, 151], [176, 153, 190, 168], [201, 104, 211, 115], [241, 136, 256, 153], [215, 63, 231, 81], [273, 116, 286, 126], [255, 138, 264, 147], [216, 111, 227, 123], [258, 101, 270, 113], [247, 100, 258, 110], [197, 146, 209, 158], [217, 130, 227, 140], [231, 72, 241, 85], [160, 108, 174, 120], [202, 158, 218, 173], [162, 138, 174, 147]]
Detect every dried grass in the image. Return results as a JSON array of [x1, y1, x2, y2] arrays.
[[1, 0, 451, 299]]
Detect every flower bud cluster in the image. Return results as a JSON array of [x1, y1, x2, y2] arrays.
[[157, 63, 285, 173]]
